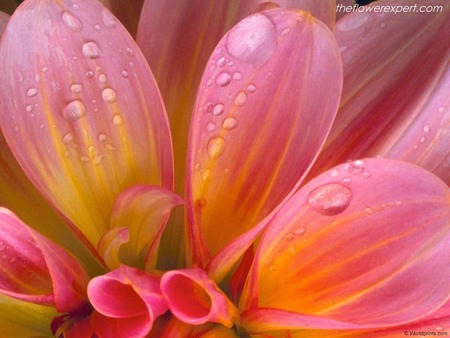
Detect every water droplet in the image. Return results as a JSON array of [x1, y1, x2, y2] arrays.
[[203, 102, 214, 114], [72, 4, 79, 10], [102, 88, 117, 103], [420, 136, 426, 144], [112, 114, 123, 126], [86, 71, 94, 78], [27, 88, 38, 97], [281, 28, 290, 36], [202, 169, 211, 181], [247, 84, 256, 93], [380, 22, 386, 28], [98, 133, 107, 142], [213, 104, 225, 116], [233, 72, 242, 80], [338, 13, 369, 31], [62, 132, 73, 144], [345, 159, 366, 175], [94, 24, 101, 30], [330, 169, 339, 177], [438, 106, 444, 113], [80, 156, 90, 163], [362, 171, 371, 179], [216, 57, 226, 67], [234, 91, 247, 106], [223, 117, 238, 130], [82, 41, 101, 59], [126, 48, 134, 57], [62, 11, 82, 31], [205, 79, 212, 87], [71, 83, 83, 93], [93, 155, 104, 165], [293, 226, 306, 236], [308, 183, 352, 216], [423, 124, 430, 133], [64, 150, 71, 158], [63, 100, 86, 121], [98, 74, 107, 84], [121, 71, 129, 78], [207, 137, 225, 159], [102, 8, 117, 28], [364, 207, 374, 214], [215, 72, 232, 87], [285, 233, 294, 242], [206, 122, 216, 132], [226, 13, 277, 67], [25, 105, 32, 113]]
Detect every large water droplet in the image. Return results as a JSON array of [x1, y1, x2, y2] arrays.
[[345, 159, 366, 175], [226, 13, 277, 67], [63, 100, 86, 121], [213, 103, 225, 116], [207, 137, 225, 159], [102, 88, 117, 103], [215, 72, 232, 87], [234, 91, 247, 106], [112, 114, 123, 126], [71, 83, 83, 93], [27, 88, 38, 97], [308, 183, 352, 216], [82, 41, 101, 59], [223, 117, 238, 130], [62, 11, 82, 31]]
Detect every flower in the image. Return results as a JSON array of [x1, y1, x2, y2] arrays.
[[0, 0, 449, 337]]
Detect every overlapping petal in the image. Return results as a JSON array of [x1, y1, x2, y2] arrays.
[[98, 185, 183, 270], [0, 208, 90, 313], [185, 8, 342, 266], [161, 268, 239, 327], [88, 265, 167, 337], [310, 0, 450, 184], [0, 0, 173, 247], [241, 158, 450, 331]]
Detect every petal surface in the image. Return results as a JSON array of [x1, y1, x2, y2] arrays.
[[101, 185, 183, 270], [161, 268, 239, 328], [242, 158, 450, 329], [185, 8, 342, 264], [0, 208, 90, 313], [0, 0, 173, 247], [88, 265, 167, 337], [310, 0, 450, 184]]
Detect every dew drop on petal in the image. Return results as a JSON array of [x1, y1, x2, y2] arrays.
[[121, 71, 129, 78], [206, 122, 216, 132], [86, 71, 94, 78], [207, 137, 225, 159], [71, 83, 83, 93], [345, 159, 366, 175], [293, 226, 306, 236], [63, 100, 86, 121], [112, 114, 123, 126], [234, 91, 247, 106], [308, 183, 352, 216], [102, 88, 117, 103], [82, 41, 101, 59], [226, 13, 277, 67], [102, 8, 117, 28], [216, 57, 226, 67], [212, 103, 225, 116], [62, 11, 82, 31], [247, 84, 256, 93], [27, 88, 38, 97], [223, 117, 238, 130], [98, 133, 107, 142], [98, 74, 107, 84], [62, 132, 73, 144], [25, 105, 32, 113], [233, 72, 242, 81], [423, 124, 430, 133], [215, 72, 232, 87]]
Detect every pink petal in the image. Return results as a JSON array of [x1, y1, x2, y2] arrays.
[[88, 265, 167, 337], [0, 208, 90, 313], [160, 268, 239, 327], [241, 158, 450, 329], [103, 185, 183, 270], [0, 0, 173, 247], [185, 8, 342, 265], [310, 0, 450, 184]]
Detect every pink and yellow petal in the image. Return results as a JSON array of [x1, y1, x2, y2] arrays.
[[102, 185, 183, 269], [0, 0, 173, 247], [161, 268, 239, 328], [0, 293, 57, 338], [88, 265, 167, 337], [242, 159, 450, 329], [185, 8, 342, 264], [310, 0, 450, 184]]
